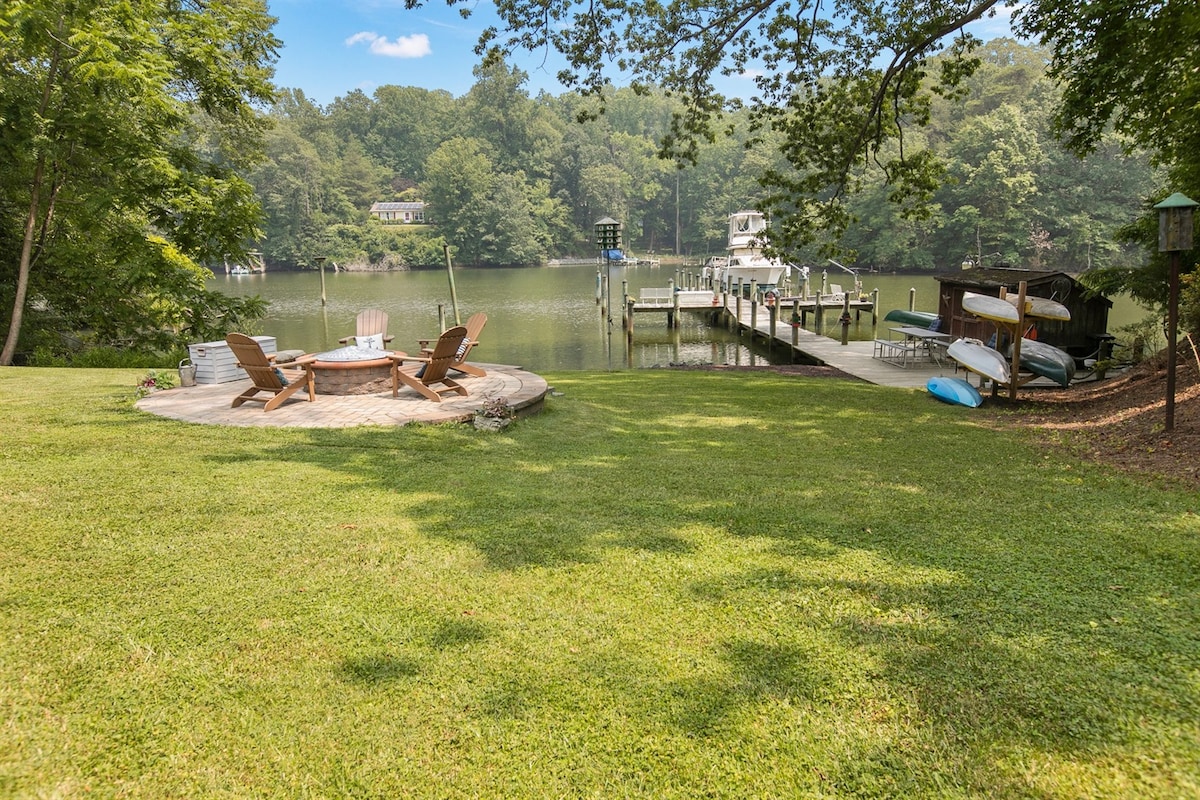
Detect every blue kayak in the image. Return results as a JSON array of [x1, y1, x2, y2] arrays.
[[927, 376, 984, 408]]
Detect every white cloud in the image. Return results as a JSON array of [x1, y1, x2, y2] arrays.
[[345, 31, 431, 59]]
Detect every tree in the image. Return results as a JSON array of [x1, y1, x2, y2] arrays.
[[421, 0, 1000, 249], [0, 0, 278, 364], [1016, 1, 1200, 323], [411, 0, 1194, 266]]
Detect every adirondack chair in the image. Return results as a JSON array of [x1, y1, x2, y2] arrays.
[[338, 308, 393, 349], [226, 333, 317, 412], [391, 326, 468, 403], [417, 312, 487, 377]]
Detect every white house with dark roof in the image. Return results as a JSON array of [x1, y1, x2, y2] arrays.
[[369, 201, 426, 224]]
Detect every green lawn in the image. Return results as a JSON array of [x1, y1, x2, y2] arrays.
[[1, 367, 1197, 798]]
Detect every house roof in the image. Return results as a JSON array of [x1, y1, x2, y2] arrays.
[[370, 202, 424, 212]]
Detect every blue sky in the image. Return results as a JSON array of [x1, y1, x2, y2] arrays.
[[269, 0, 1018, 106]]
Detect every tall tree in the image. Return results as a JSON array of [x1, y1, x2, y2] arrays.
[[0, 0, 279, 363], [409, 0, 1194, 266]]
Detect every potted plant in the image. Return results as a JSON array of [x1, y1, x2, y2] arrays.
[[473, 396, 514, 431], [134, 369, 176, 398]]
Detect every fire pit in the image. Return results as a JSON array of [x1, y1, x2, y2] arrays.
[[308, 345, 399, 395]]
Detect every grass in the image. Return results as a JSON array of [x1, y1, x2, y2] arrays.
[[1, 367, 1197, 798]]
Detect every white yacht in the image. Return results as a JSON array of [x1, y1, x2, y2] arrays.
[[715, 210, 790, 290]]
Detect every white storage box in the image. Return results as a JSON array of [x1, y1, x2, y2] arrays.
[[188, 336, 276, 384]]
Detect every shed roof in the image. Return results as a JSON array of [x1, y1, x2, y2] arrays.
[[935, 267, 1111, 307]]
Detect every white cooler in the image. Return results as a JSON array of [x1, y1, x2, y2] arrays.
[[188, 336, 276, 384]]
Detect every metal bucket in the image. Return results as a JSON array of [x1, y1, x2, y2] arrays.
[[178, 358, 197, 387]]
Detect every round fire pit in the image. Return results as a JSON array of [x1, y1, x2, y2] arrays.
[[308, 345, 398, 395]]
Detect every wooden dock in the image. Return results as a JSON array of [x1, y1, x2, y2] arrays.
[[722, 299, 957, 388]]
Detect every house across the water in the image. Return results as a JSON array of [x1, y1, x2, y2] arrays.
[[370, 201, 426, 224], [935, 267, 1114, 360]]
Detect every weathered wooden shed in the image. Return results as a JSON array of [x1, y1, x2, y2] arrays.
[[935, 268, 1113, 358]]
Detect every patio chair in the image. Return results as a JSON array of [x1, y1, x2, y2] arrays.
[[391, 326, 469, 403], [417, 312, 487, 377], [226, 333, 317, 412], [338, 308, 393, 349]]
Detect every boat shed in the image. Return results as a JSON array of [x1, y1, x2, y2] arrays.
[[935, 268, 1113, 358]]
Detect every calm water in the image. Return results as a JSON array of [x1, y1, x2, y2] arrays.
[[209, 265, 1147, 372]]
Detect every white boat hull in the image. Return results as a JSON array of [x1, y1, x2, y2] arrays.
[[947, 339, 1011, 384]]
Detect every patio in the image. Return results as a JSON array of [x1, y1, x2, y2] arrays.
[[135, 362, 549, 428]]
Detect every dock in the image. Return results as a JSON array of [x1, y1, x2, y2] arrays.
[[725, 301, 953, 388], [614, 284, 957, 389]]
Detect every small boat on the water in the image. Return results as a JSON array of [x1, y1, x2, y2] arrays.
[[1008, 338, 1076, 387], [883, 309, 938, 328], [229, 264, 251, 275]]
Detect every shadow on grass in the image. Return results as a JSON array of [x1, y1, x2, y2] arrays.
[[341, 654, 420, 684], [212, 370, 1197, 789]]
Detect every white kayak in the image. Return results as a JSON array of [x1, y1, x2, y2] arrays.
[[1005, 293, 1071, 321], [962, 292, 1020, 324], [947, 339, 1011, 384]]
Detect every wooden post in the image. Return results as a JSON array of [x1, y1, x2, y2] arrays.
[[1009, 281, 1027, 401], [840, 291, 852, 345], [768, 303, 777, 351], [315, 256, 327, 306], [443, 244, 460, 325], [437, 303, 446, 332], [622, 280, 630, 330], [908, 287, 916, 311], [871, 288, 879, 326], [596, 268, 603, 304]]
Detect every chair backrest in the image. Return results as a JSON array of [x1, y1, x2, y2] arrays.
[[226, 333, 283, 390], [356, 309, 388, 338], [420, 326, 467, 384], [463, 312, 487, 342], [457, 312, 487, 359]]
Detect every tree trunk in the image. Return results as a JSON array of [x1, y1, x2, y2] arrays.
[[0, 160, 46, 366], [1, 30, 64, 366]]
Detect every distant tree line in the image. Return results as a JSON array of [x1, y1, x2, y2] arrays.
[[251, 39, 1154, 274]]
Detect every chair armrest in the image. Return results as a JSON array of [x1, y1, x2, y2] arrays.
[[338, 335, 352, 344], [388, 351, 420, 364], [416, 338, 434, 348]]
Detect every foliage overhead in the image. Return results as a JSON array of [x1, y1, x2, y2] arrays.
[[0, 0, 279, 364], [393, 0, 1198, 319], [405, 0, 1012, 248]]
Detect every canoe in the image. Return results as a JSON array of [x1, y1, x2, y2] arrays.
[[927, 376, 983, 408], [1008, 338, 1076, 387], [883, 309, 938, 328], [947, 338, 1011, 384], [1005, 294, 1071, 321], [962, 292, 1020, 324]]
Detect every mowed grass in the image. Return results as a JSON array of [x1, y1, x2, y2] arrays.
[[0, 367, 1197, 798]]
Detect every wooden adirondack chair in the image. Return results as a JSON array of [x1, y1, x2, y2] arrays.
[[417, 312, 487, 377], [391, 326, 468, 403], [226, 333, 317, 412], [338, 308, 393, 348]]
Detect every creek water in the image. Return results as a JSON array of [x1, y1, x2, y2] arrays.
[[209, 264, 1148, 372]]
